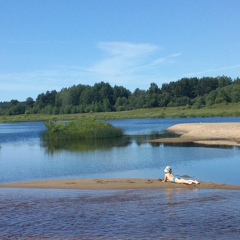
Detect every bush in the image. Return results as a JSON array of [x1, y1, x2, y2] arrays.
[[43, 119, 123, 140]]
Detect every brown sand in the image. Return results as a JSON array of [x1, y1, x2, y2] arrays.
[[150, 122, 240, 146], [0, 179, 240, 190]]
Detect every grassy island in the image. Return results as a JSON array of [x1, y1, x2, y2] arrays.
[[43, 119, 123, 140]]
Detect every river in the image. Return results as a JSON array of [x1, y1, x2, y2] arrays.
[[0, 117, 240, 239]]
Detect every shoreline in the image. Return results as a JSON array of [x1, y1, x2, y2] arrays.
[[0, 179, 240, 191], [150, 122, 240, 146]]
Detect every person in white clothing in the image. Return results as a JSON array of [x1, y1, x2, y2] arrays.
[[162, 166, 200, 185]]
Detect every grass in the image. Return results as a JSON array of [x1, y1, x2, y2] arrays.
[[1, 102, 240, 123], [43, 119, 124, 140]]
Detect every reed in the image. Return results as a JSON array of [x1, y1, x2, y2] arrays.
[[43, 119, 124, 140]]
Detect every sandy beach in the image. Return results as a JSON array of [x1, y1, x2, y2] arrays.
[[150, 122, 240, 146], [0, 178, 240, 190]]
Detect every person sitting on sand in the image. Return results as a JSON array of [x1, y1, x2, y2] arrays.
[[162, 166, 199, 185]]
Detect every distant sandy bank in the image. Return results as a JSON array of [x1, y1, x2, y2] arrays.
[[0, 179, 240, 190], [150, 123, 240, 146]]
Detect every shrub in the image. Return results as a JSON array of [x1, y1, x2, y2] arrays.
[[43, 119, 123, 140]]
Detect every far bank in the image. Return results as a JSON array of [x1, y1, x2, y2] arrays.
[[1, 102, 240, 123]]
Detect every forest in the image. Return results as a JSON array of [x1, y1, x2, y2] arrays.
[[1, 76, 240, 116]]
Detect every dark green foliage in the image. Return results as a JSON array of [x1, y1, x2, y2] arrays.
[[43, 119, 124, 140], [1, 76, 240, 116]]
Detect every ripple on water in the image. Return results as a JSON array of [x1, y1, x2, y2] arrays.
[[0, 188, 240, 239]]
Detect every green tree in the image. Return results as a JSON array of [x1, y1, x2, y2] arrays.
[[230, 85, 240, 102], [195, 77, 218, 96], [158, 92, 172, 107], [35, 90, 57, 108], [145, 83, 160, 107], [113, 85, 131, 102], [80, 86, 94, 106], [217, 76, 232, 88], [26, 97, 34, 108], [129, 88, 146, 109], [216, 89, 230, 103], [175, 96, 192, 106], [194, 96, 206, 108], [7, 102, 26, 115]]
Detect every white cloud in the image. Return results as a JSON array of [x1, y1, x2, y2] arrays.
[[89, 42, 159, 76], [88, 42, 181, 87], [0, 42, 181, 101], [184, 64, 240, 77], [97, 42, 160, 57]]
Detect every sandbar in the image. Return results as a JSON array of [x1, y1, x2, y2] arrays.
[[150, 122, 240, 146], [0, 179, 240, 190]]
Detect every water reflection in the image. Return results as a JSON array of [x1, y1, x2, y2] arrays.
[[42, 130, 180, 154], [42, 136, 131, 154], [42, 129, 238, 155], [150, 141, 237, 149]]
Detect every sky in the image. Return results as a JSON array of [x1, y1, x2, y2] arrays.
[[0, 0, 240, 102]]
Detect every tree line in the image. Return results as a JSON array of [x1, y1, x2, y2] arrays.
[[1, 76, 240, 116]]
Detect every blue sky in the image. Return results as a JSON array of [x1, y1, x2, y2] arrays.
[[1, 0, 240, 102]]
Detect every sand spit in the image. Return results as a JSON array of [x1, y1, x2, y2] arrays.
[[150, 123, 240, 146], [0, 179, 240, 191]]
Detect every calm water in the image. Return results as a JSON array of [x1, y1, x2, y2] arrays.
[[0, 117, 240, 185], [0, 117, 240, 239]]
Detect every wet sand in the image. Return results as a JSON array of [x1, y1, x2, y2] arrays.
[[150, 122, 240, 146], [0, 179, 240, 190]]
